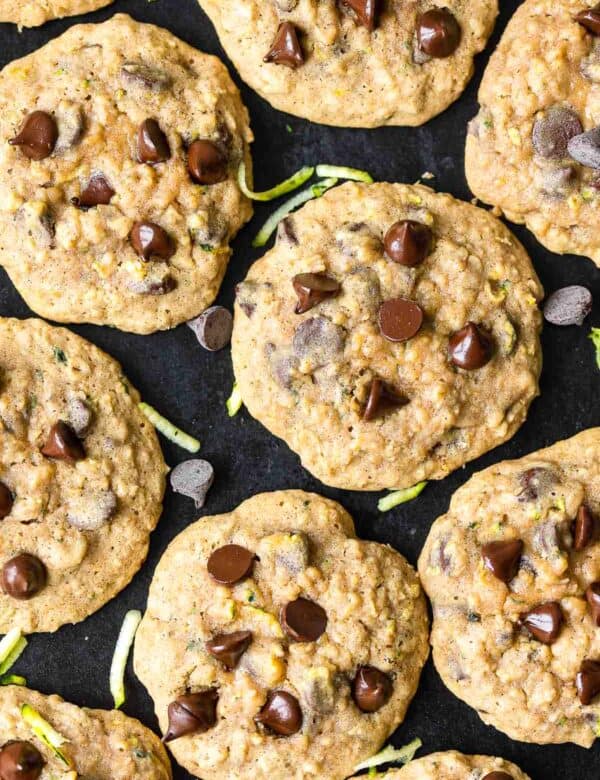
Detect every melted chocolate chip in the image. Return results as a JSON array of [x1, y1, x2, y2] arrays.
[[384, 220, 432, 266], [417, 8, 461, 58], [340, 0, 380, 30], [206, 630, 252, 669], [138, 119, 170, 164], [0, 740, 45, 780], [481, 539, 523, 583], [2, 554, 47, 600], [482, 774, 513, 780], [293, 273, 340, 314], [574, 504, 596, 550], [188, 140, 228, 185], [378, 298, 424, 342], [281, 597, 327, 642], [352, 666, 393, 713], [130, 222, 175, 262], [584, 582, 600, 629], [519, 602, 563, 644], [264, 22, 305, 68], [576, 4, 600, 35], [448, 322, 493, 370], [517, 467, 556, 503], [567, 128, 600, 169], [164, 690, 219, 742], [9, 111, 58, 161], [532, 107, 583, 159], [73, 173, 115, 209], [363, 378, 407, 421], [576, 659, 600, 705], [207, 544, 255, 585], [255, 691, 302, 735], [0, 483, 13, 519], [41, 421, 85, 462]]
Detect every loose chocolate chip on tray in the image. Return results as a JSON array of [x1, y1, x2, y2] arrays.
[[576, 659, 600, 705], [170, 459, 214, 508], [281, 597, 327, 642], [264, 22, 305, 68], [0, 740, 45, 780], [586, 583, 600, 626], [532, 107, 583, 159], [41, 421, 85, 462], [206, 630, 252, 669], [567, 128, 600, 169], [2, 554, 47, 600], [73, 172, 115, 209], [448, 322, 493, 369], [188, 140, 228, 185], [293, 273, 340, 314], [519, 602, 563, 644], [576, 4, 600, 35], [255, 691, 302, 735], [187, 307, 233, 351], [207, 544, 255, 585], [164, 690, 219, 742], [363, 378, 407, 421], [130, 222, 175, 262], [416, 8, 461, 58], [340, 0, 380, 31], [378, 298, 424, 342], [138, 119, 170, 164], [384, 220, 432, 266], [352, 666, 393, 713], [9, 111, 58, 160], [481, 539, 523, 583], [543, 285, 592, 326], [0, 482, 13, 519], [482, 774, 513, 780], [573, 504, 596, 550]]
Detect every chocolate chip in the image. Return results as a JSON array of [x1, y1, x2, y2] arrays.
[[255, 691, 302, 735], [281, 597, 327, 642], [121, 62, 172, 91], [293, 273, 340, 314], [277, 217, 298, 245], [264, 22, 304, 68], [128, 274, 176, 296], [0, 740, 44, 780], [363, 378, 407, 421], [378, 298, 424, 342], [207, 544, 254, 585], [206, 630, 252, 669], [41, 421, 85, 462], [568, 128, 600, 168], [384, 220, 432, 266], [519, 602, 563, 644], [138, 119, 170, 164], [576, 4, 600, 34], [543, 285, 592, 326], [9, 111, 58, 161], [417, 8, 461, 58], [576, 659, 600, 705], [187, 306, 233, 351], [2, 554, 47, 600], [187, 140, 227, 185], [0, 483, 13, 519], [517, 467, 556, 503], [340, 0, 380, 30], [482, 774, 513, 780], [352, 666, 393, 713], [130, 222, 175, 262], [448, 322, 493, 369], [73, 172, 114, 209], [164, 690, 218, 742], [574, 504, 596, 550], [586, 582, 600, 626], [532, 107, 583, 159], [481, 539, 523, 583], [169, 459, 214, 509], [292, 317, 346, 366]]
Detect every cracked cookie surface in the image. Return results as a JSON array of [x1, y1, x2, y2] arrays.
[[0, 0, 113, 27], [352, 750, 530, 779]]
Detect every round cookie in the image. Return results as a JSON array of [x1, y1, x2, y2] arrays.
[[232, 182, 543, 492], [0, 14, 253, 334], [351, 750, 531, 779], [419, 428, 600, 747], [466, 0, 600, 267], [196, 0, 498, 127], [0, 0, 114, 28], [134, 490, 429, 780], [0, 686, 171, 778], [0, 317, 166, 633]]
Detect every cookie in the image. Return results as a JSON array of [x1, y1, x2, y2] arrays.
[[0, 686, 171, 778], [196, 0, 498, 127], [0, 0, 113, 28], [0, 14, 253, 334], [232, 182, 543, 491], [419, 428, 600, 747], [134, 490, 429, 780], [466, 0, 600, 267], [351, 750, 531, 779], [0, 317, 166, 633]]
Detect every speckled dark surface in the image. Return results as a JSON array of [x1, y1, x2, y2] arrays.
[[0, 1, 599, 777]]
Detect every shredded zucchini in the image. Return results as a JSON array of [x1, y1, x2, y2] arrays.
[[378, 482, 428, 512], [590, 327, 600, 369], [21, 704, 71, 767], [0, 628, 27, 675], [315, 164, 373, 183], [226, 382, 243, 417], [139, 402, 200, 453], [238, 161, 314, 202], [0, 674, 26, 686], [354, 738, 422, 772], [110, 609, 142, 709]]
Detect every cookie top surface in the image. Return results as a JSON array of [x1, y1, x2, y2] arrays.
[[418, 428, 600, 747], [0, 0, 113, 27], [353, 750, 530, 779], [197, 0, 498, 127], [0, 686, 171, 778], [232, 182, 543, 491], [134, 490, 429, 780], [0, 317, 166, 633], [465, 0, 600, 267], [0, 14, 253, 334]]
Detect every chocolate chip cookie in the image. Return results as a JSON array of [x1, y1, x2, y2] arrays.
[[419, 428, 600, 746], [0, 0, 113, 28], [0, 317, 166, 632], [0, 14, 253, 333], [352, 751, 531, 779], [134, 490, 429, 779], [0, 685, 171, 778], [466, 0, 600, 267], [196, 0, 498, 127], [232, 182, 543, 491]]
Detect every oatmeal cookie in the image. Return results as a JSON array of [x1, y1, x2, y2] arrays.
[[351, 750, 530, 779]]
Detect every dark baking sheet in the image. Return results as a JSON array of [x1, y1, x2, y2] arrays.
[[0, 1, 599, 777]]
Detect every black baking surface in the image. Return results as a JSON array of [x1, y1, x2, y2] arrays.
[[0, 1, 599, 777]]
